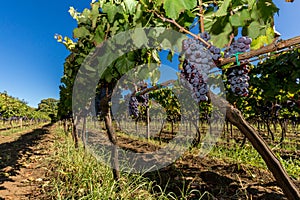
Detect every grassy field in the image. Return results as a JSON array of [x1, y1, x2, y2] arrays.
[[41, 122, 299, 199], [44, 125, 198, 200]]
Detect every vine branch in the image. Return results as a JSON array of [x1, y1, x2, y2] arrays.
[[218, 35, 300, 67], [134, 80, 176, 96], [151, 10, 211, 47], [198, 0, 205, 33]]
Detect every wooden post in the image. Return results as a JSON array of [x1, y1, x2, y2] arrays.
[[146, 106, 150, 140]]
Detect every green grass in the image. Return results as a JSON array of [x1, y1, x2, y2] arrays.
[[45, 123, 299, 199], [0, 123, 47, 136], [45, 125, 204, 200], [209, 141, 300, 180], [116, 131, 167, 147]]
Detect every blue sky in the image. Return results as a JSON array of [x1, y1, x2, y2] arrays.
[[0, 0, 299, 108]]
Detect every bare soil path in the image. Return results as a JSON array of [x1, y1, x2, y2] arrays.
[[0, 124, 53, 200]]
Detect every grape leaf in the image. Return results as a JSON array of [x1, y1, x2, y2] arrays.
[[229, 14, 242, 27], [210, 22, 232, 48], [247, 0, 256, 9], [123, 0, 137, 14], [248, 21, 262, 39], [163, 0, 197, 19], [251, 35, 268, 50], [91, 3, 100, 29], [73, 27, 91, 38], [215, 0, 230, 17], [102, 2, 119, 23], [131, 29, 148, 48], [265, 27, 275, 43], [93, 26, 105, 45], [230, 9, 251, 27]]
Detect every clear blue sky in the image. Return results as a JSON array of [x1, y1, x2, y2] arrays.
[[0, 0, 299, 108]]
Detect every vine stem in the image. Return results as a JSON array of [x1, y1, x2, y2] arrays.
[[134, 80, 176, 96], [151, 10, 211, 47], [227, 33, 235, 48], [198, 0, 205, 33]]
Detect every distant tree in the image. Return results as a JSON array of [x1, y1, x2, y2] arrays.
[[37, 98, 59, 122]]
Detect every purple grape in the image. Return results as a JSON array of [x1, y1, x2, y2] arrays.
[[226, 64, 250, 96], [129, 96, 139, 118]]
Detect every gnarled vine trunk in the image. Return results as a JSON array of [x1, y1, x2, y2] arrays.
[[71, 116, 79, 149], [211, 93, 300, 199], [104, 109, 120, 183]]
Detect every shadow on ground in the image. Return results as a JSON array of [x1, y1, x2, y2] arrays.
[[143, 156, 288, 200], [0, 124, 51, 189]]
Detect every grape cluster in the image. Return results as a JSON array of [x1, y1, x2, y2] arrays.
[[227, 64, 250, 96], [128, 82, 149, 118], [200, 31, 221, 61], [180, 60, 209, 102], [137, 93, 149, 107], [224, 36, 252, 58], [180, 37, 218, 102], [129, 95, 139, 118], [136, 81, 149, 107]]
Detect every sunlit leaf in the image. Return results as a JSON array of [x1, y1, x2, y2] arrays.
[[163, 0, 197, 19], [215, 0, 230, 17]]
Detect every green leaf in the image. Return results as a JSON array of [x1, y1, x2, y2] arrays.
[[247, 0, 256, 9], [73, 27, 91, 38], [131, 29, 148, 48], [90, 3, 100, 28], [150, 69, 160, 85], [104, 72, 113, 82], [93, 26, 105, 45], [210, 22, 232, 48], [123, 0, 137, 14], [251, 35, 268, 49], [133, 3, 143, 22], [265, 27, 275, 43], [163, 0, 197, 19], [215, 0, 230, 17], [152, 50, 161, 64], [203, 12, 216, 33], [256, 1, 279, 21], [167, 51, 173, 62], [229, 14, 242, 27], [102, 2, 118, 23], [248, 21, 262, 39], [230, 9, 251, 27]]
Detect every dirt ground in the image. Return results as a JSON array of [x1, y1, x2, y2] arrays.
[[0, 124, 299, 199], [0, 124, 53, 200], [106, 131, 300, 199]]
